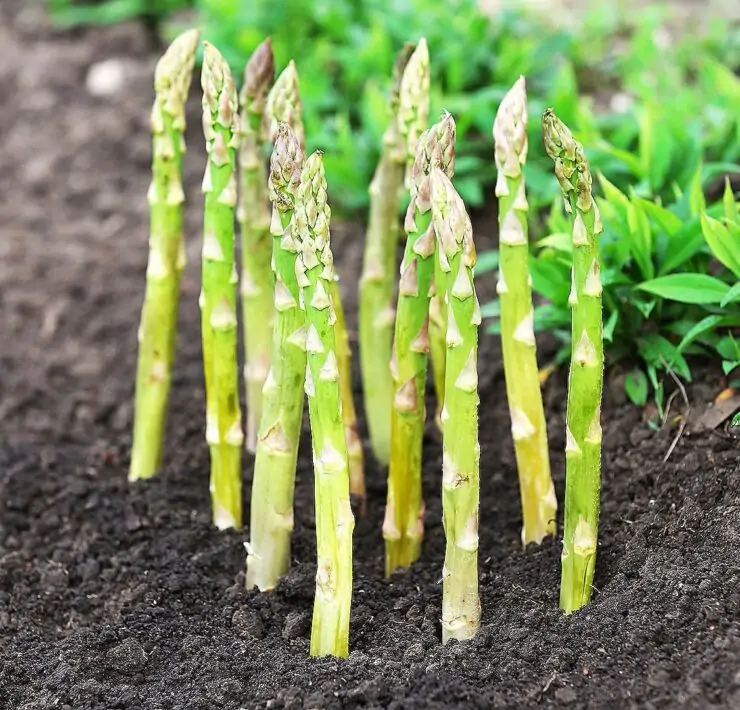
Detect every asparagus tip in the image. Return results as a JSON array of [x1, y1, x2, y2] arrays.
[[493, 76, 528, 179], [242, 37, 275, 113], [269, 122, 304, 210]]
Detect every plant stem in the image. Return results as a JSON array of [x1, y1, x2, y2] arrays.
[[238, 38, 275, 454], [294, 152, 354, 658], [431, 168, 481, 644], [358, 42, 417, 466], [494, 78, 556, 545], [129, 29, 198, 482], [329, 276, 366, 514], [200, 42, 243, 530], [429, 257, 447, 431], [384, 113, 456, 576], [543, 109, 604, 613], [246, 123, 306, 590]]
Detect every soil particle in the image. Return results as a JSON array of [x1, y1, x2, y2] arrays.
[[1, 2, 739, 709]]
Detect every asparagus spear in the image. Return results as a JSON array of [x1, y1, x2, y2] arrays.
[[238, 39, 275, 454], [429, 259, 447, 431], [200, 43, 243, 530], [384, 113, 456, 576], [129, 29, 198, 482], [398, 39, 431, 187], [265, 61, 304, 149], [329, 274, 366, 514], [542, 109, 604, 614], [494, 78, 556, 545], [294, 151, 355, 658], [431, 167, 481, 644], [246, 123, 306, 590], [358, 42, 421, 465]]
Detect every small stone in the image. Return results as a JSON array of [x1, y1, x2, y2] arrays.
[[107, 638, 146, 674], [232, 608, 265, 639], [86, 59, 128, 97], [282, 611, 310, 640], [404, 643, 424, 664]]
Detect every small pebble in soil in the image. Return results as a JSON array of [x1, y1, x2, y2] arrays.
[[231, 608, 265, 639], [106, 638, 147, 674]]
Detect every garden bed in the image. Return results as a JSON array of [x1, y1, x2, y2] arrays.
[[1, 5, 739, 709]]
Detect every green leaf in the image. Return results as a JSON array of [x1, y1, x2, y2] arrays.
[[627, 198, 654, 279], [475, 250, 499, 275], [637, 274, 731, 304], [700, 213, 740, 279], [716, 334, 740, 361], [721, 282, 740, 307], [603, 309, 619, 343], [658, 217, 704, 274], [535, 232, 572, 253], [639, 102, 674, 191], [676, 315, 732, 354], [688, 166, 706, 217], [722, 361, 740, 375], [723, 177, 739, 222], [637, 197, 683, 236], [625, 368, 648, 406]]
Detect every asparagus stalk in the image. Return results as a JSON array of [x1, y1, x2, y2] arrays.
[[398, 39, 431, 187], [542, 109, 604, 613], [294, 151, 355, 658], [129, 29, 198, 482], [200, 43, 243, 530], [429, 258, 447, 431], [246, 123, 306, 590], [238, 39, 275, 454], [329, 274, 366, 514], [431, 167, 481, 644], [494, 78, 556, 545], [265, 61, 304, 149], [384, 113, 456, 576], [358, 42, 421, 465]]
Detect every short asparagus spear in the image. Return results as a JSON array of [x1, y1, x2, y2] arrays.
[[238, 39, 275, 454], [130, 29, 198, 482], [329, 274, 366, 514], [294, 151, 355, 658], [246, 123, 306, 590], [542, 109, 604, 614], [201, 43, 243, 529], [384, 113, 456, 576], [358, 42, 421, 465], [494, 78, 556, 545], [431, 168, 481, 644]]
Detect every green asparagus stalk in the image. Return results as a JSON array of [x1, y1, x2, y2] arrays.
[[431, 167, 481, 644], [246, 123, 306, 590], [200, 42, 243, 530], [398, 39, 431, 187], [293, 151, 355, 658], [129, 29, 198, 482], [265, 61, 304, 149], [329, 274, 366, 514], [542, 109, 604, 614], [238, 39, 275, 454], [358, 42, 421, 465], [429, 259, 447, 431], [384, 113, 456, 576], [494, 78, 556, 545]]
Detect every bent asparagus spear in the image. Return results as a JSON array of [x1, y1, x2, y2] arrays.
[[130, 29, 198, 482]]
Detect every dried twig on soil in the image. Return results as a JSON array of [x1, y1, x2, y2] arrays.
[[384, 113, 455, 576], [543, 108, 604, 614], [200, 42, 243, 530], [431, 167, 481, 644], [238, 38, 275, 454], [494, 77, 556, 545], [294, 151, 354, 658], [129, 29, 198, 483]]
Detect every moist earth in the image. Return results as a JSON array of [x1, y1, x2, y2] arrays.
[[1, 4, 739, 709]]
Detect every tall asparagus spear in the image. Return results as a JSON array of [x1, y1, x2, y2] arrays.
[[246, 123, 306, 590], [265, 61, 304, 149], [542, 109, 604, 614], [200, 43, 243, 530], [238, 39, 275, 454], [329, 274, 366, 514], [358, 42, 419, 466], [294, 151, 355, 658], [129, 29, 198, 482], [428, 267, 447, 431], [384, 113, 456, 576], [431, 167, 481, 644], [494, 78, 556, 545]]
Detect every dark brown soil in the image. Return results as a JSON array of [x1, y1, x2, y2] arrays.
[[1, 5, 739, 709]]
